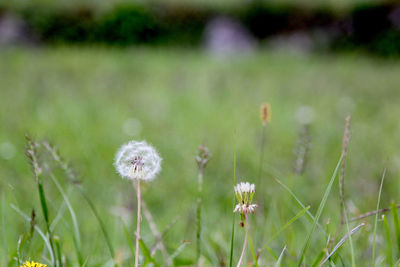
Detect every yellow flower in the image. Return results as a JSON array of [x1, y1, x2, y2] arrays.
[[21, 261, 46, 267], [260, 103, 271, 125]]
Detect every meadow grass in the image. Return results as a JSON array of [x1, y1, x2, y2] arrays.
[[1, 47, 400, 265]]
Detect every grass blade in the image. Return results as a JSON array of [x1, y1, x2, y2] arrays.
[[25, 136, 56, 266], [171, 241, 190, 261], [139, 239, 158, 266], [77, 187, 114, 260], [312, 249, 327, 267], [264, 205, 310, 249], [274, 178, 327, 236], [1, 194, 8, 267], [123, 223, 135, 264], [274, 245, 286, 267], [248, 234, 258, 267], [297, 154, 343, 267], [320, 223, 365, 265], [229, 139, 237, 267], [11, 204, 55, 265], [372, 167, 387, 267], [391, 201, 400, 255], [49, 173, 83, 265], [382, 215, 393, 267]]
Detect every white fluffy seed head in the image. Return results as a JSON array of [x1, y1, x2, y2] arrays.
[[114, 140, 162, 181]]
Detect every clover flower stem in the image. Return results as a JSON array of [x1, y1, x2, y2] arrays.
[[196, 169, 203, 266], [237, 215, 249, 267], [134, 177, 142, 267]]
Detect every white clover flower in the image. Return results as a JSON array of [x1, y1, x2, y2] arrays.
[[114, 140, 162, 181], [234, 182, 257, 215]]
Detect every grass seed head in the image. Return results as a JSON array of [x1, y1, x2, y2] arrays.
[[260, 103, 271, 125]]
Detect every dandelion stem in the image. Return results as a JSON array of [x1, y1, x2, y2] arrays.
[[237, 215, 249, 267], [135, 178, 142, 267]]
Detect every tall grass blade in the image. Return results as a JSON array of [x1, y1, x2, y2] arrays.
[[320, 223, 364, 265], [343, 206, 355, 267], [1, 194, 8, 267], [139, 239, 158, 266], [274, 178, 327, 236], [372, 167, 387, 267], [297, 154, 343, 267], [229, 139, 237, 267], [248, 234, 258, 267], [265, 244, 278, 260], [391, 202, 400, 255], [264, 205, 310, 249], [49, 173, 83, 265], [25, 136, 57, 266], [54, 236, 63, 267], [311, 249, 326, 267], [274, 245, 286, 267], [171, 241, 190, 261], [11, 204, 55, 265], [77, 187, 114, 260], [123, 223, 135, 264], [382, 215, 393, 267]]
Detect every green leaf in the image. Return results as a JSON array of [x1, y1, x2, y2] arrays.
[[297, 154, 343, 266]]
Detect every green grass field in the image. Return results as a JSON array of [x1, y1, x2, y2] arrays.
[[2, 47, 400, 266]]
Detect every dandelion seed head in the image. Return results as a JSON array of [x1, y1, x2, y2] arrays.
[[114, 140, 162, 181]]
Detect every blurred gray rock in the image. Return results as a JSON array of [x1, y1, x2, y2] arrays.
[[0, 13, 36, 46], [204, 16, 256, 56]]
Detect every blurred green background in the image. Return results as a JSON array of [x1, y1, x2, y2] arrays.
[[1, 0, 400, 266]]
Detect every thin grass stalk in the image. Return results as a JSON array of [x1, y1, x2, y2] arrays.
[[16, 235, 23, 266], [319, 223, 364, 266], [329, 116, 351, 251], [274, 246, 286, 267], [274, 178, 327, 236], [123, 222, 135, 264], [237, 215, 249, 267], [170, 241, 190, 261], [297, 154, 343, 267], [343, 207, 355, 267], [134, 177, 142, 267], [196, 167, 203, 265], [382, 215, 393, 267], [77, 187, 114, 260], [263, 205, 310, 251], [339, 116, 351, 224], [229, 139, 237, 267], [257, 125, 266, 188], [141, 200, 172, 265], [1, 194, 8, 267], [54, 236, 63, 267], [372, 167, 387, 267], [348, 204, 400, 222], [48, 172, 83, 266], [25, 136, 57, 266], [195, 145, 211, 265], [247, 232, 257, 267], [11, 205, 55, 265]]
